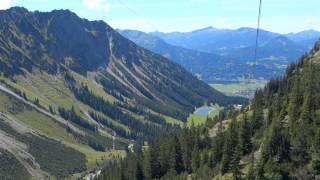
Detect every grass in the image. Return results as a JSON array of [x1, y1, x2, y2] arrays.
[[71, 71, 116, 103], [211, 80, 267, 96], [0, 70, 76, 110], [64, 142, 126, 168], [68, 149, 126, 180], [13, 104, 125, 168], [148, 109, 183, 126], [212, 173, 234, 180], [85, 105, 130, 132], [187, 104, 222, 126], [0, 69, 129, 135], [0, 71, 121, 133], [162, 114, 184, 126], [0, 90, 125, 176]]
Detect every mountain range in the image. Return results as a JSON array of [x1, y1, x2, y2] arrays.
[[119, 27, 320, 83], [0, 7, 245, 179]]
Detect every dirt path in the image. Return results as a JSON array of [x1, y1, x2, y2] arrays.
[[84, 170, 102, 180], [81, 108, 112, 138]]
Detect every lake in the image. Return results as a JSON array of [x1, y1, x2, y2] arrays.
[[194, 106, 214, 115]]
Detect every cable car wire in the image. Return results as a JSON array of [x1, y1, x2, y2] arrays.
[[254, 0, 263, 63]]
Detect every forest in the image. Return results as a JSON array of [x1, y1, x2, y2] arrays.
[[97, 42, 320, 179]]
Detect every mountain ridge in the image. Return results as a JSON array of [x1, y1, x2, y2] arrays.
[[121, 27, 318, 83]]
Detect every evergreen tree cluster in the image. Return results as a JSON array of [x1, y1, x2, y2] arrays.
[[98, 43, 320, 179], [66, 75, 179, 141], [98, 109, 254, 180], [58, 106, 97, 132]]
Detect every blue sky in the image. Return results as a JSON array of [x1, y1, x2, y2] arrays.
[[1, 0, 320, 33]]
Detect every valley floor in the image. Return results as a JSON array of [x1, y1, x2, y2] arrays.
[[211, 80, 267, 98]]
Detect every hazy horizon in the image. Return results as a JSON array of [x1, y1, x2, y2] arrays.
[[1, 0, 320, 34]]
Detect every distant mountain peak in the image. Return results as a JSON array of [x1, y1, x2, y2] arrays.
[[299, 29, 319, 33], [286, 29, 320, 42], [236, 27, 256, 33], [273, 35, 291, 41], [1, 6, 29, 16], [1, 6, 84, 25], [6, 6, 28, 12]]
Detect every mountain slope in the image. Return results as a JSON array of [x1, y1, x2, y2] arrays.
[[0, 7, 245, 178], [286, 29, 320, 42], [286, 29, 320, 49], [118, 29, 226, 81]]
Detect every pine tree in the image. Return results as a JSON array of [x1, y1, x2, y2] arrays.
[[22, 92, 28, 100], [172, 136, 184, 173], [149, 145, 160, 179], [239, 114, 252, 155], [251, 107, 264, 131], [49, 105, 55, 114], [314, 129, 320, 154], [34, 98, 40, 106], [136, 161, 144, 180], [210, 121, 224, 168], [262, 119, 290, 164], [221, 118, 239, 174], [231, 145, 241, 180], [166, 136, 179, 175], [142, 150, 152, 180], [246, 154, 255, 180], [288, 72, 301, 128], [254, 159, 265, 180], [191, 143, 200, 172], [180, 126, 192, 173]]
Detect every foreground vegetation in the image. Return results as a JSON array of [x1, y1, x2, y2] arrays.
[[98, 42, 320, 179]]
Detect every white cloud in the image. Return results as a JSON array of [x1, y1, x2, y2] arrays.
[[83, 0, 110, 13], [0, 0, 13, 10]]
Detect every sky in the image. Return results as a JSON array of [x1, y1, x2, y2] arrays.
[[1, 0, 320, 33]]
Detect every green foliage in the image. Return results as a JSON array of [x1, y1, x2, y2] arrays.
[[68, 82, 179, 141], [58, 106, 97, 132], [210, 121, 225, 168], [221, 118, 239, 174], [239, 114, 252, 155], [27, 134, 87, 177]]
